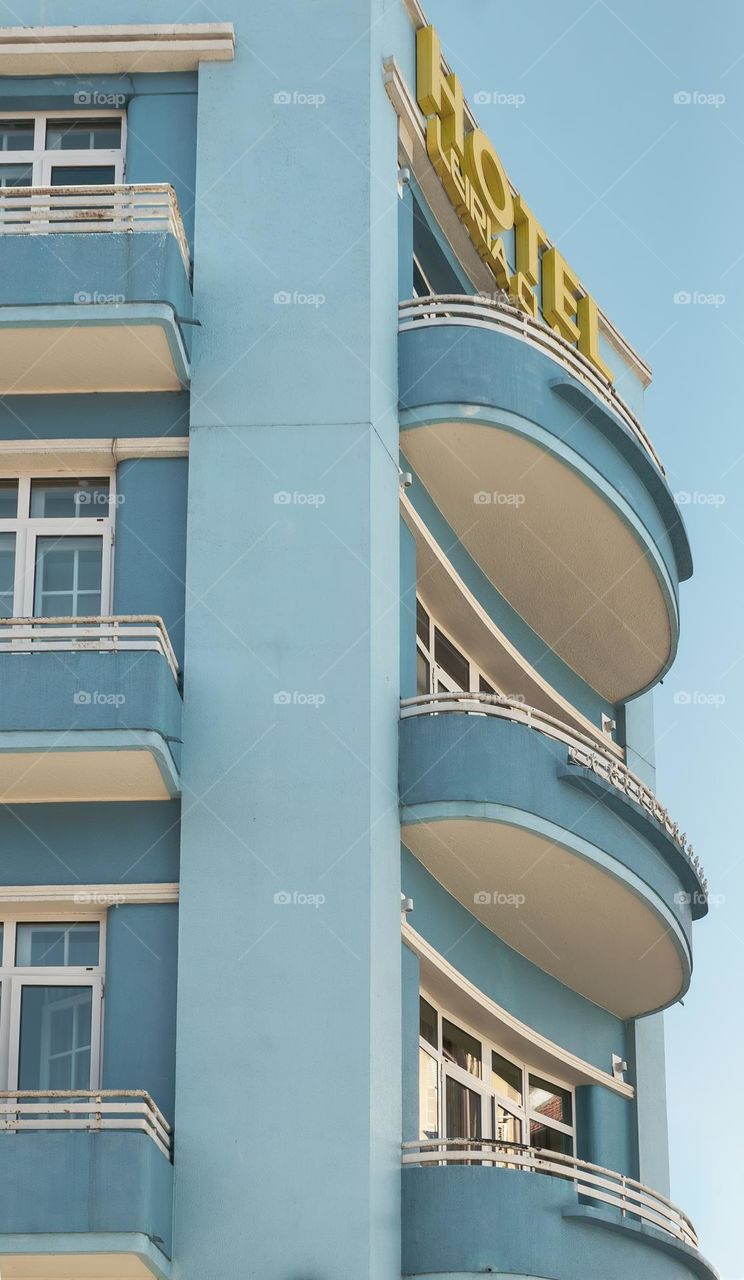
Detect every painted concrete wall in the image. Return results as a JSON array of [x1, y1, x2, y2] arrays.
[[172, 3, 407, 1277], [0, 801, 180, 884]]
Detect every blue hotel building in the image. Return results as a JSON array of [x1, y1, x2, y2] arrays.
[[0, 3, 716, 1279]]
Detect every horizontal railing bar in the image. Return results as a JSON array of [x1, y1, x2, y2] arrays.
[[0, 614, 180, 681], [400, 1140, 697, 1247], [399, 295, 663, 474], [399, 691, 705, 890], [0, 1089, 173, 1159]]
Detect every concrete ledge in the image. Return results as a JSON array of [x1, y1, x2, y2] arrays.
[[0, 24, 235, 75], [563, 1207, 719, 1280]]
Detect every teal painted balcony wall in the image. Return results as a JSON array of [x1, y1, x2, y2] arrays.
[[399, 323, 691, 591], [0, 649, 182, 768], [0, 392, 189, 440], [103, 903, 179, 1124], [0, 1131, 173, 1256], [0, 800, 179, 885], [114, 458, 188, 666], [402, 1166, 716, 1280]]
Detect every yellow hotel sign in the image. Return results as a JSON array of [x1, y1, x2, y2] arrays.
[[417, 25, 613, 382]]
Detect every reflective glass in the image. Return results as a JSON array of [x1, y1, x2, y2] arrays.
[[419, 1049, 439, 1140], [45, 119, 121, 151], [30, 479, 110, 518], [0, 120, 35, 151], [0, 533, 15, 617], [18, 985, 92, 1090], [442, 1018, 481, 1078], [34, 536, 103, 618], [528, 1074, 572, 1126], [16, 922, 99, 967], [492, 1050, 523, 1105]]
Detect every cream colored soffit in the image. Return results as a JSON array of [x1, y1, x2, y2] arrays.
[[0, 882, 179, 905], [383, 50, 652, 389], [0, 24, 235, 75], [0, 437, 189, 473], [403, 921, 633, 1098]]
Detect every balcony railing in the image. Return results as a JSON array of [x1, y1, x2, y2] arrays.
[[0, 615, 180, 684], [400, 691, 707, 892], [0, 1090, 172, 1161], [399, 295, 664, 475], [0, 183, 190, 275], [402, 1139, 698, 1250]]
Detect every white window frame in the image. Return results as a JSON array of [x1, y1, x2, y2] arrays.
[[0, 473, 116, 619], [416, 597, 498, 697], [0, 109, 126, 187], [0, 911, 105, 1092], [419, 992, 575, 1153]]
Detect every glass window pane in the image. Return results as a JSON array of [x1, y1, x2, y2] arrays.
[[0, 163, 32, 187], [16, 922, 99, 967], [479, 674, 496, 695], [434, 628, 470, 690], [0, 120, 35, 151], [34, 536, 103, 618], [45, 118, 122, 151], [18, 985, 92, 1091], [30, 478, 110, 518], [49, 164, 116, 186], [419, 1049, 439, 1140], [492, 1050, 523, 1105], [0, 481, 18, 517], [416, 650, 430, 696], [442, 1018, 481, 1078], [419, 996, 437, 1049], [496, 1103, 522, 1145], [445, 1075, 481, 1140], [529, 1074, 572, 1127], [529, 1120, 573, 1156], [0, 533, 15, 618], [416, 598, 430, 645]]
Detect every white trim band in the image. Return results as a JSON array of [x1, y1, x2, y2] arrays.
[[0, 883, 179, 905], [0, 24, 235, 75]]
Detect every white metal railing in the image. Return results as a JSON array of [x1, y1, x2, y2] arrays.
[[0, 615, 180, 684], [401, 1139, 698, 1250], [0, 1090, 172, 1161], [0, 184, 191, 275], [399, 295, 664, 475], [400, 691, 707, 893]]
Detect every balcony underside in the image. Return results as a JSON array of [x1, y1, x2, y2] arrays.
[[400, 711, 703, 1018], [401, 418, 676, 704], [0, 731, 179, 803], [0, 1237, 169, 1279], [0, 304, 189, 393]]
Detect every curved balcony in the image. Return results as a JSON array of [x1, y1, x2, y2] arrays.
[[399, 693, 707, 1018], [402, 1141, 716, 1280], [398, 296, 692, 703], [0, 184, 192, 393]]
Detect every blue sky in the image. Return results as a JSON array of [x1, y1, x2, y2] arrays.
[[426, 0, 742, 1272]]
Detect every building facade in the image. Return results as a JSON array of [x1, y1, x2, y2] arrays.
[[0, 3, 715, 1280]]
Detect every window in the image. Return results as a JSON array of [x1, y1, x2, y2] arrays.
[[0, 914, 104, 1092], [0, 476, 115, 618], [416, 598, 501, 696], [418, 994, 575, 1155], [0, 112, 125, 188]]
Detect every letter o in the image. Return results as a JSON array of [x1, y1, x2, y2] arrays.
[[465, 128, 514, 232]]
